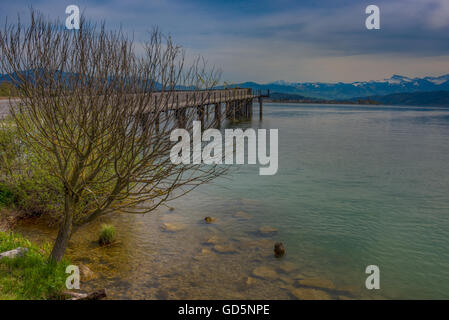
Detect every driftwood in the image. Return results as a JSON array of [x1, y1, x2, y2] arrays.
[[0, 247, 28, 260], [63, 289, 107, 300]]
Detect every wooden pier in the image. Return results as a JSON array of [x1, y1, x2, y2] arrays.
[[148, 88, 269, 123], [0, 88, 270, 123]]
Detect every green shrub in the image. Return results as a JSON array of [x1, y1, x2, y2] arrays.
[[98, 224, 115, 245], [0, 183, 15, 207], [0, 120, 64, 218], [0, 117, 119, 224], [0, 231, 69, 299], [0, 81, 17, 97]]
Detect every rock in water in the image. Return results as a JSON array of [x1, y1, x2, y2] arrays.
[[204, 217, 216, 224], [213, 244, 237, 254], [246, 277, 257, 286], [290, 287, 332, 300], [274, 242, 285, 258], [252, 266, 279, 280], [161, 222, 185, 232], [79, 264, 96, 282], [297, 278, 335, 290], [258, 226, 278, 236], [233, 211, 252, 220], [278, 262, 297, 273], [205, 235, 222, 245]]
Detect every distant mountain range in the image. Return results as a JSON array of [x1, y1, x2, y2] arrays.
[[267, 90, 449, 107], [234, 74, 449, 100], [2, 70, 449, 106], [356, 91, 449, 106]]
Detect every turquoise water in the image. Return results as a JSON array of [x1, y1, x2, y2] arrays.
[[183, 103, 449, 299], [16, 102, 449, 299]]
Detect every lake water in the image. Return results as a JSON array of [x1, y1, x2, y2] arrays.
[[16, 103, 449, 299]]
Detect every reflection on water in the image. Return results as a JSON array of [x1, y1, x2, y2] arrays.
[[14, 103, 449, 299]]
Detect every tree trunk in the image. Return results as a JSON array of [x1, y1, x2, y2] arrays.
[[50, 189, 74, 262]]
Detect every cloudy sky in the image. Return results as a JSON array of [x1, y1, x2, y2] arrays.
[[1, 0, 449, 83]]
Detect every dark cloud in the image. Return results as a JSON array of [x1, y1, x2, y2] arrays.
[[1, 0, 449, 82]]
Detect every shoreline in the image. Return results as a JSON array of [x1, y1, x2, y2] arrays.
[[0, 208, 24, 232]]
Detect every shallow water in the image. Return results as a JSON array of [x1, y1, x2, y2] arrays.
[[15, 103, 449, 299]]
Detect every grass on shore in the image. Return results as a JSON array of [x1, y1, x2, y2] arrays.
[[0, 231, 69, 300]]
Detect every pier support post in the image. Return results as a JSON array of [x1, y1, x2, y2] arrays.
[[197, 105, 205, 130], [214, 103, 221, 126], [176, 108, 186, 128], [258, 97, 263, 120]]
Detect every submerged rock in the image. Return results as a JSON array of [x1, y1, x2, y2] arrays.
[[297, 278, 335, 290], [161, 222, 185, 232], [205, 235, 222, 245], [204, 217, 216, 224], [274, 242, 285, 258], [246, 277, 257, 286], [193, 247, 214, 261], [201, 248, 213, 255], [279, 275, 294, 285], [213, 244, 237, 254], [258, 226, 278, 236], [252, 266, 279, 280], [79, 264, 96, 282], [233, 211, 252, 220], [290, 287, 332, 300], [278, 262, 297, 273]]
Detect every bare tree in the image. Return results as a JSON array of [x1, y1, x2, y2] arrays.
[[0, 11, 224, 261]]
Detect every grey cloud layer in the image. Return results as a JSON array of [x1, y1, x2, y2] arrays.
[[1, 0, 449, 82]]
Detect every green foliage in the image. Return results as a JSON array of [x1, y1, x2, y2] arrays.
[[0, 81, 17, 97], [0, 231, 69, 299], [99, 224, 115, 245], [0, 116, 123, 224], [0, 183, 15, 207], [0, 120, 63, 218]]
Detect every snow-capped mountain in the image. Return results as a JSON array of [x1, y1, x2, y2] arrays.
[[237, 74, 449, 100]]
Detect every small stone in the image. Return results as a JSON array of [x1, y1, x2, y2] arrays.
[[233, 211, 252, 220], [291, 273, 307, 280], [193, 248, 214, 261], [279, 275, 294, 285], [258, 226, 278, 236], [204, 217, 216, 224], [161, 222, 185, 232], [290, 287, 332, 300], [205, 235, 222, 245], [213, 244, 237, 254], [201, 248, 213, 255], [0, 247, 28, 260], [297, 278, 335, 290], [252, 266, 279, 280], [274, 242, 285, 258], [246, 277, 257, 286], [278, 262, 297, 273], [79, 264, 96, 282]]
